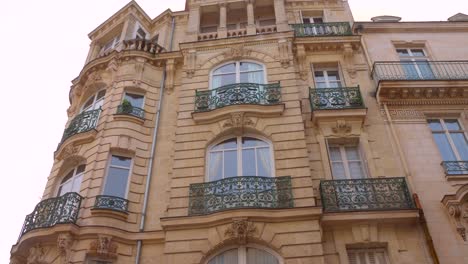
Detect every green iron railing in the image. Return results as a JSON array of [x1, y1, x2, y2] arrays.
[[19, 192, 82, 237], [194, 82, 281, 112], [291, 22, 352, 37], [309, 86, 364, 110], [94, 195, 129, 212], [189, 176, 293, 215], [442, 161, 468, 175], [60, 108, 101, 144], [116, 104, 145, 119], [320, 177, 415, 212], [372, 61, 468, 82]]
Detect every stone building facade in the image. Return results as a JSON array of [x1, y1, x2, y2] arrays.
[[10, 0, 468, 263]]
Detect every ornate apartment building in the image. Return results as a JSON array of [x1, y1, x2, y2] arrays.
[[10, 0, 468, 263]]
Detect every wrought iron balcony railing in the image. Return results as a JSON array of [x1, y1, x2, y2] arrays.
[[320, 177, 415, 213], [19, 192, 82, 237], [116, 104, 145, 119], [60, 108, 101, 144], [372, 61, 468, 82], [442, 161, 468, 175], [194, 82, 281, 112], [291, 22, 352, 37], [94, 195, 129, 213], [309, 86, 365, 110], [189, 176, 293, 215]]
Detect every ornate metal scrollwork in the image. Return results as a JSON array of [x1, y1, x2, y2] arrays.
[[59, 108, 101, 144], [94, 195, 129, 213], [372, 61, 468, 81], [116, 105, 145, 119], [442, 161, 468, 175], [309, 86, 364, 110]]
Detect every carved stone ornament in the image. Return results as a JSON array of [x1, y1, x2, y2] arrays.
[[27, 244, 46, 264], [224, 219, 257, 245], [57, 233, 74, 264], [277, 39, 292, 68], [183, 49, 197, 78], [56, 144, 79, 161], [447, 204, 467, 241], [223, 46, 252, 60], [331, 120, 352, 136], [88, 235, 118, 259], [223, 112, 254, 128]]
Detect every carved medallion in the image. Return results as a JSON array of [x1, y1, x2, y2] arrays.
[[223, 112, 254, 128], [224, 219, 257, 245]]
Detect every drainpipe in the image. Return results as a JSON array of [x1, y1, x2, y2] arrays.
[[414, 194, 440, 264], [135, 15, 176, 264]]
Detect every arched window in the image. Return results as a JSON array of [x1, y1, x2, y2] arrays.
[[81, 90, 106, 112], [58, 164, 85, 196], [208, 136, 273, 181], [211, 61, 265, 89], [207, 246, 280, 264]]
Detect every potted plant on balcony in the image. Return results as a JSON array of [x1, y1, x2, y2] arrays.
[[121, 99, 133, 114]]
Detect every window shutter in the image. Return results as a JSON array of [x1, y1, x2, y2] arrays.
[[348, 252, 358, 264]]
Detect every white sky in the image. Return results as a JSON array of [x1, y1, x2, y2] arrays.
[[0, 0, 466, 262]]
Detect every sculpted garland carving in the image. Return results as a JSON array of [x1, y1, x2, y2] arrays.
[[224, 219, 257, 245], [222, 112, 254, 129]]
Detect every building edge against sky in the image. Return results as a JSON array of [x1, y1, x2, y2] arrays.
[[10, 0, 468, 263]]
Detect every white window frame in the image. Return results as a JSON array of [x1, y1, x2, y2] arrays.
[[206, 135, 275, 181], [205, 244, 284, 264], [57, 165, 86, 196], [347, 248, 390, 264], [134, 23, 148, 40], [102, 155, 133, 199], [100, 36, 120, 54], [312, 65, 343, 88], [302, 16, 323, 24], [328, 143, 367, 180], [396, 48, 433, 78], [81, 90, 106, 113], [428, 118, 468, 161], [210, 61, 267, 89], [123, 92, 145, 109]]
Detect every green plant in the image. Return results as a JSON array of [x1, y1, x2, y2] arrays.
[[121, 99, 133, 112]]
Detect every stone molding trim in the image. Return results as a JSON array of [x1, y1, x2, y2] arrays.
[[54, 130, 97, 160], [442, 184, 468, 241]]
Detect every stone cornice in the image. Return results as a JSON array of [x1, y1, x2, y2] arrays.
[[354, 21, 468, 34]]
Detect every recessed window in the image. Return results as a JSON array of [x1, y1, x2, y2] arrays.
[[428, 119, 468, 162], [135, 27, 147, 39], [313, 66, 342, 88], [123, 93, 144, 109], [208, 137, 273, 181], [397, 48, 434, 79], [100, 36, 119, 54], [82, 90, 106, 112], [347, 248, 390, 264], [103, 155, 132, 198], [328, 144, 367, 179], [207, 246, 279, 264], [58, 165, 85, 196], [211, 61, 265, 89]]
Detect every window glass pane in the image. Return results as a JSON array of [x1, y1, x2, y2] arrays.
[[59, 181, 72, 196], [212, 74, 236, 88], [415, 60, 434, 78], [77, 164, 86, 174], [257, 147, 272, 176], [83, 97, 94, 111], [444, 119, 461, 130], [242, 149, 256, 176], [316, 82, 327, 88], [411, 49, 425, 56], [433, 133, 457, 161], [240, 62, 262, 72], [242, 137, 268, 147], [111, 155, 131, 167], [224, 150, 238, 177], [397, 49, 409, 56], [349, 161, 364, 179], [314, 71, 325, 81], [332, 162, 346, 179], [124, 93, 144, 108], [328, 81, 342, 88], [327, 71, 340, 81], [214, 63, 236, 74], [240, 71, 264, 83], [215, 138, 237, 150], [313, 17, 324, 23], [329, 147, 342, 161], [103, 167, 129, 197], [345, 146, 360, 160], [71, 174, 83, 193], [450, 132, 468, 159], [428, 119, 442, 131], [209, 152, 223, 181], [247, 247, 279, 264], [208, 249, 238, 264], [97, 90, 106, 100], [303, 18, 311, 23], [62, 170, 74, 183]]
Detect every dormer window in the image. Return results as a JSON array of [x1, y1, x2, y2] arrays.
[[136, 27, 147, 39], [100, 36, 119, 53]]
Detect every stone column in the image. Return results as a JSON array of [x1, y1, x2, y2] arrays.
[[218, 3, 227, 38], [246, 0, 256, 35], [273, 0, 289, 32], [186, 5, 201, 42]]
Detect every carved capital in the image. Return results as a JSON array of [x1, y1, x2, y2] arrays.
[[225, 219, 257, 245]]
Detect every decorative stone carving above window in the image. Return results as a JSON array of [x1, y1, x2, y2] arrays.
[[57, 233, 74, 264], [442, 184, 468, 241], [87, 235, 118, 260], [317, 118, 364, 138], [224, 219, 257, 245], [222, 112, 255, 129]]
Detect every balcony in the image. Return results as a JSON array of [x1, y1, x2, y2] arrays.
[[188, 176, 293, 215], [19, 192, 82, 237], [442, 161, 468, 176], [291, 22, 352, 37], [121, 38, 165, 55], [94, 195, 129, 213], [372, 61, 468, 104], [59, 108, 101, 145], [309, 86, 365, 111], [320, 177, 415, 213], [116, 104, 145, 119]]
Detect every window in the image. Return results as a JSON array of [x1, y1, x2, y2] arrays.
[[208, 137, 273, 181], [211, 61, 265, 89], [207, 246, 279, 264], [302, 16, 323, 24], [201, 25, 218, 33], [58, 165, 85, 196], [347, 248, 389, 264], [328, 144, 366, 179], [151, 34, 159, 44], [82, 90, 106, 112], [428, 119, 468, 162], [135, 26, 147, 39], [397, 48, 434, 79], [103, 155, 132, 198], [313, 66, 342, 88], [123, 93, 144, 109], [100, 36, 119, 54], [227, 22, 247, 30]]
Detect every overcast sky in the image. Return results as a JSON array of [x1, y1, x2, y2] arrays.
[[1, 0, 467, 262]]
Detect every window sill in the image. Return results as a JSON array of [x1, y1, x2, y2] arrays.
[[113, 113, 145, 125], [446, 174, 468, 181]]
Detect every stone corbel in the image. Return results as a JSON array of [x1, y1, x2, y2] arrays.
[[57, 233, 74, 264], [277, 39, 292, 68], [133, 57, 147, 86], [447, 204, 466, 241], [343, 43, 357, 80], [165, 58, 175, 93], [183, 49, 197, 78], [296, 44, 307, 80], [224, 219, 257, 245]]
